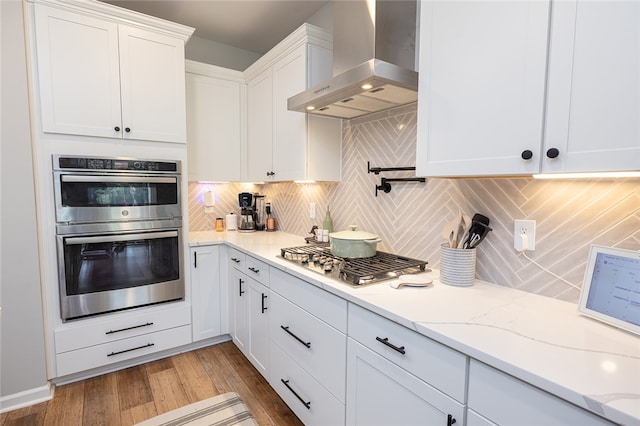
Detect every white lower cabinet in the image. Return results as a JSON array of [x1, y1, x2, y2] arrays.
[[346, 303, 466, 426], [468, 360, 615, 425], [246, 277, 270, 377], [346, 339, 464, 426], [466, 409, 497, 426], [54, 303, 191, 377], [271, 343, 345, 426], [190, 245, 222, 341], [230, 268, 248, 353]]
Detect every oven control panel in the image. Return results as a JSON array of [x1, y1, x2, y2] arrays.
[[55, 155, 180, 173]]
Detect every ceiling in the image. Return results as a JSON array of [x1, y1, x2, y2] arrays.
[[103, 0, 330, 54]]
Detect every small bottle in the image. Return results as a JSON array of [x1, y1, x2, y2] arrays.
[[323, 206, 333, 233], [215, 218, 224, 232]]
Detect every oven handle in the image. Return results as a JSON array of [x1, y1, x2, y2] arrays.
[[61, 175, 177, 184], [64, 230, 178, 245]]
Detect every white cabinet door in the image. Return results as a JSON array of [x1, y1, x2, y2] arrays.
[[34, 5, 122, 138], [543, 0, 640, 173], [186, 67, 244, 182], [346, 339, 464, 426], [272, 45, 307, 181], [230, 268, 248, 353], [190, 246, 221, 341], [468, 360, 615, 426], [118, 25, 187, 143], [246, 69, 273, 182], [247, 277, 269, 378], [416, 1, 550, 177]]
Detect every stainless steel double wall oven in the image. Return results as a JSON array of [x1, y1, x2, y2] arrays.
[[54, 155, 184, 321]]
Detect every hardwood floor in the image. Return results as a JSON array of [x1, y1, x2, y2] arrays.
[[0, 341, 303, 426]]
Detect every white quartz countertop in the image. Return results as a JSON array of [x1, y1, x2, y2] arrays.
[[190, 230, 640, 425]]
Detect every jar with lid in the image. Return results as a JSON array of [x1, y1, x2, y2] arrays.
[[215, 218, 224, 232]]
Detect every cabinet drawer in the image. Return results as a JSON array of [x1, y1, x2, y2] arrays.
[[270, 291, 347, 402], [271, 268, 347, 333], [55, 303, 191, 353], [348, 303, 466, 402], [227, 247, 246, 271], [468, 360, 615, 426], [270, 343, 345, 426], [56, 325, 192, 377], [245, 254, 269, 285]]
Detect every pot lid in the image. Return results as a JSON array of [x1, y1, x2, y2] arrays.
[[330, 225, 378, 241]]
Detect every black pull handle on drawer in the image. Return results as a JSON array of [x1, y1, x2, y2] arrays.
[[106, 322, 154, 335], [230, 257, 241, 263], [376, 336, 406, 354], [261, 293, 268, 313], [248, 267, 260, 274], [281, 379, 311, 409], [281, 325, 311, 348], [239, 278, 245, 296], [107, 342, 154, 357], [447, 414, 457, 426]]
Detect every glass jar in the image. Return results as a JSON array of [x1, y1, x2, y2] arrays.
[[215, 217, 224, 232]]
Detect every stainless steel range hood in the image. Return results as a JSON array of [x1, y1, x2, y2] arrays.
[[288, 0, 418, 119]]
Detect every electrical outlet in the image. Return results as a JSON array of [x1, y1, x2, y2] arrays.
[[309, 203, 316, 219], [514, 219, 536, 252]]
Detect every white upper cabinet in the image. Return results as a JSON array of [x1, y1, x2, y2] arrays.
[[245, 24, 342, 182], [186, 61, 246, 182], [543, 0, 640, 173], [417, 0, 639, 177], [416, 1, 550, 177], [32, 2, 192, 143]]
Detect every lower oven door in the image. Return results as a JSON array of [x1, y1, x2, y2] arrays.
[[58, 228, 184, 321]]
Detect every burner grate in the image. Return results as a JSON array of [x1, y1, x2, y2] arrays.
[[280, 244, 428, 285]]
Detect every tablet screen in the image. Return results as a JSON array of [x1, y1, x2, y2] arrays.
[[578, 245, 640, 335]]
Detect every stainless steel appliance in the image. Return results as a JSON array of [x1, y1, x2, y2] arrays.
[[280, 243, 428, 286], [53, 155, 184, 321]]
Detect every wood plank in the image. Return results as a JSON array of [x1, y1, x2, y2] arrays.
[[171, 351, 218, 403], [83, 374, 121, 426], [115, 364, 153, 411], [42, 381, 84, 426], [0, 401, 48, 426], [119, 401, 157, 426], [146, 367, 189, 415]]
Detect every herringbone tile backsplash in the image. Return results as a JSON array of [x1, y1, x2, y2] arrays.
[[189, 104, 640, 303]]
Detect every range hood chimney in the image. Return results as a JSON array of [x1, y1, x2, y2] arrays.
[[288, 0, 418, 119]]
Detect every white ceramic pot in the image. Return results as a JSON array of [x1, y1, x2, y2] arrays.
[[329, 226, 382, 258]]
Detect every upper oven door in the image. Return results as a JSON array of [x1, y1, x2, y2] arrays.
[[54, 173, 181, 224]]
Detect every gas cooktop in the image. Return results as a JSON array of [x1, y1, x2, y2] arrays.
[[280, 243, 429, 286]]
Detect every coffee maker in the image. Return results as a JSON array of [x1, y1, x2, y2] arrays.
[[238, 192, 256, 233]]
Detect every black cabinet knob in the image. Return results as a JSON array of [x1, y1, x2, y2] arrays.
[[114, 126, 120, 132], [546, 148, 560, 159], [266, 171, 275, 177], [125, 127, 131, 133], [521, 150, 533, 160]]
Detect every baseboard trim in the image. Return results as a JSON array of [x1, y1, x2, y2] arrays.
[[0, 383, 53, 414]]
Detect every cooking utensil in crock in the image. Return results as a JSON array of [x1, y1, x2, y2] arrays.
[[329, 225, 382, 258]]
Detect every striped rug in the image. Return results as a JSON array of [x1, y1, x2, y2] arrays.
[[136, 392, 257, 426]]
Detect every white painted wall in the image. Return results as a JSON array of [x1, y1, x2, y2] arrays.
[[0, 0, 48, 405], [185, 35, 262, 70]]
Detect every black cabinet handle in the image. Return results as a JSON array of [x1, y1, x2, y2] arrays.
[[125, 127, 131, 133], [261, 293, 268, 313], [447, 414, 457, 426], [107, 343, 154, 357], [114, 126, 120, 132], [248, 267, 260, 274], [239, 278, 245, 296], [106, 322, 153, 335], [230, 257, 241, 263], [266, 171, 275, 177], [546, 147, 560, 158], [521, 149, 533, 160], [281, 325, 311, 348], [376, 336, 406, 355], [281, 379, 311, 409], [194, 252, 197, 268]]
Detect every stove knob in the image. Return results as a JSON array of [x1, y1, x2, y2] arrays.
[[301, 255, 309, 264], [324, 262, 334, 272]]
